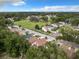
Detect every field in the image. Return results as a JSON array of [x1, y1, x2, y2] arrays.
[[15, 20, 47, 30]]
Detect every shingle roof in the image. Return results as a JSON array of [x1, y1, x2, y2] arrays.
[[58, 40, 79, 48], [29, 37, 47, 46]]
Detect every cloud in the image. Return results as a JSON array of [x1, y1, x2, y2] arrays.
[[0, 0, 25, 6], [12, 1, 25, 6], [31, 5, 79, 12], [0, 5, 79, 12]]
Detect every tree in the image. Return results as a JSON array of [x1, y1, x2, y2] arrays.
[[69, 18, 79, 26], [26, 46, 44, 59], [58, 25, 79, 44], [0, 17, 30, 58], [4, 33, 30, 58], [26, 41, 68, 59], [46, 42, 68, 59], [41, 16, 48, 22], [0, 17, 6, 27], [51, 17, 65, 23], [0, 18, 13, 53], [35, 24, 40, 30], [29, 16, 40, 22], [75, 50, 79, 59]]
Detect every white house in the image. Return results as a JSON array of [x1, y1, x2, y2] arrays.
[[57, 22, 66, 27], [46, 15, 52, 20], [7, 18, 14, 22], [42, 26, 49, 32], [50, 31, 62, 38], [51, 23, 58, 28]]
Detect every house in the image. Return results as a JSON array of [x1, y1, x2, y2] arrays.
[[46, 15, 52, 20], [57, 40, 79, 51], [8, 25, 26, 36], [46, 14, 57, 20], [27, 16, 31, 20], [57, 40, 79, 59], [50, 31, 62, 38], [51, 22, 66, 28], [74, 25, 79, 31], [42, 26, 49, 32], [51, 23, 58, 28], [52, 15, 57, 18], [7, 18, 14, 22], [17, 30, 26, 36], [42, 22, 66, 32], [12, 25, 19, 29], [42, 25, 58, 32], [28, 15, 40, 22], [29, 37, 47, 46], [57, 22, 66, 27], [8, 26, 19, 32]]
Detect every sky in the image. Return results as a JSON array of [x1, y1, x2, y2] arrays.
[[0, 0, 79, 12]]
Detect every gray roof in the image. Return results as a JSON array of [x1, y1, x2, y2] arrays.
[[58, 40, 79, 48]]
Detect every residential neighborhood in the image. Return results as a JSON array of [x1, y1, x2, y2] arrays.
[[0, 12, 79, 59], [0, 0, 79, 59]]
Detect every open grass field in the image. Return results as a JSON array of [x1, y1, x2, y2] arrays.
[[15, 20, 47, 30]]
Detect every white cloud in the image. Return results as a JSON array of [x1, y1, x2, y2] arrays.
[[12, 1, 25, 6], [0, 0, 25, 6], [30, 6, 79, 12]]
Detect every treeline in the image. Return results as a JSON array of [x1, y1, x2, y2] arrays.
[[0, 12, 79, 18]]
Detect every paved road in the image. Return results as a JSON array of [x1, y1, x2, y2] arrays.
[[8, 25, 56, 41], [25, 28, 56, 41]]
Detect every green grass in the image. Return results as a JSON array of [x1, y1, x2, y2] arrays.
[[14, 20, 51, 35], [14, 20, 47, 30]]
